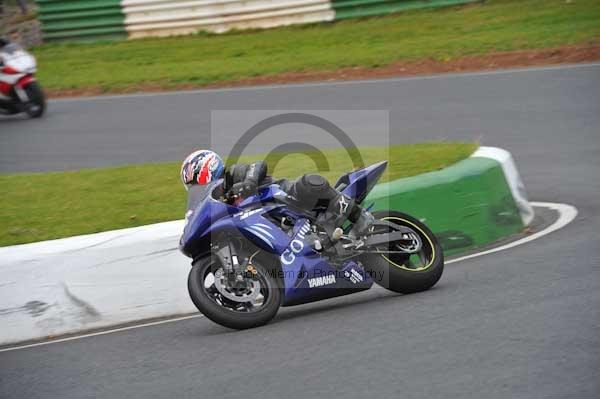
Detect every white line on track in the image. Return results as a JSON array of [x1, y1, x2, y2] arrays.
[[0, 315, 204, 353], [50, 63, 600, 103], [0, 201, 577, 353]]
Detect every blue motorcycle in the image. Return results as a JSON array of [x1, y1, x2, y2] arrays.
[[180, 161, 444, 329]]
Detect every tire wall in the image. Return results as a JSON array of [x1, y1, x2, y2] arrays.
[[332, 0, 480, 20], [122, 0, 335, 39], [35, 0, 127, 42], [35, 0, 480, 41]]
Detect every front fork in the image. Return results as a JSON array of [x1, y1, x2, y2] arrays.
[[8, 75, 35, 105], [214, 241, 257, 284], [13, 84, 29, 104]]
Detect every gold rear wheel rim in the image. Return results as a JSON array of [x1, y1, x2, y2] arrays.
[[378, 216, 436, 272]]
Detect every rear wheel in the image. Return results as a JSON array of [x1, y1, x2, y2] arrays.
[[188, 252, 282, 329], [23, 82, 45, 118], [360, 210, 444, 294]]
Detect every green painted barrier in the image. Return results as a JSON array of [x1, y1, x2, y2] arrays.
[[366, 152, 528, 256], [35, 0, 126, 42], [32, 0, 482, 42], [332, 0, 480, 20]]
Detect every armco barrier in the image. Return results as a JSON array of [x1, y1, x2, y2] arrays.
[[332, 0, 480, 20], [0, 147, 532, 345], [35, 0, 126, 42], [35, 0, 481, 41], [122, 0, 334, 39]]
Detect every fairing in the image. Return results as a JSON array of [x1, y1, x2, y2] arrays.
[[181, 162, 387, 305], [0, 44, 37, 100], [335, 161, 388, 203]]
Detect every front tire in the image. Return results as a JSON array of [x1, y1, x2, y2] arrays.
[[188, 253, 282, 330], [0, 103, 20, 115], [360, 210, 444, 294], [23, 82, 45, 118]]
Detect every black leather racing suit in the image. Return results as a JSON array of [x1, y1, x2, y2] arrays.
[[227, 161, 373, 238]]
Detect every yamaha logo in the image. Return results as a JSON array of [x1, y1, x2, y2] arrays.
[[307, 274, 336, 288]]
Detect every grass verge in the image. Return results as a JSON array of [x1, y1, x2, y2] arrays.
[[0, 142, 477, 247], [33, 0, 600, 93]]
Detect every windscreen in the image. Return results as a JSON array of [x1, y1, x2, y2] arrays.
[[1, 43, 24, 55], [186, 181, 219, 212]]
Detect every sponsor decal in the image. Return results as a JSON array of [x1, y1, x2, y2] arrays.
[[238, 208, 262, 220], [248, 163, 256, 178], [338, 196, 349, 216], [307, 274, 336, 288], [344, 268, 364, 284], [281, 222, 310, 265]]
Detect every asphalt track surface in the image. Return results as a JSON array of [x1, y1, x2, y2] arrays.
[[1, 64, 599, 398]]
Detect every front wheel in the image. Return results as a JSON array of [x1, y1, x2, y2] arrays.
[[188, 252, 282, 329], [360, 210, 444, 294], [23, 82, 45, 118]]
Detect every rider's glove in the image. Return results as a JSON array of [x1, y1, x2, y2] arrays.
[[231, 181, 257, 198]]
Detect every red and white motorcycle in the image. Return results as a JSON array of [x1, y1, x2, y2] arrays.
[[0, 42, 45, 118]]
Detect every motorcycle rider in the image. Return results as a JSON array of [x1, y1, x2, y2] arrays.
[[0, 38, 9, 59], [180, 150, 374, 243]]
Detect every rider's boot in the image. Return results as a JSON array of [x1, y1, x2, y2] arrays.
[[318, 193, 375, 243], [348, 207, 375, 239]]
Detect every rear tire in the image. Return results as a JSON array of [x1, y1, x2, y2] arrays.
[[188, 253, 282, 330], [360, 210, 444, 294], [23, 82, 45, 118]]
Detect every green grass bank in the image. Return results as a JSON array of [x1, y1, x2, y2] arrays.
[[32, 0, 600, 93], [0, 142, 477, 247]]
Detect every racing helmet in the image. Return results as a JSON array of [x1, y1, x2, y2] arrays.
[[180, 150, 225, 190]]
